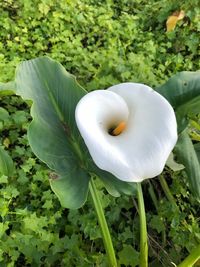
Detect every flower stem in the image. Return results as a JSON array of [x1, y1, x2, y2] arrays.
[[148, 181, 158, 211], [89, 178, 117, 267], [137, 182, 148, 267], [159, 175, 177, 208], [177, 244, 200, 267]]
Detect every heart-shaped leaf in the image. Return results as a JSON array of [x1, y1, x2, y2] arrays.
[[15, 56, 90, 209]]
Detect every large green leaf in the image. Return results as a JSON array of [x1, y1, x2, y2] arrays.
[[15, 56, 90, 209], [14, 56, 136, 208], [156, 71, 200, 132], [0, 146, 14, 177], [175, 129, 200, 202], [156, 71, 200, 111]]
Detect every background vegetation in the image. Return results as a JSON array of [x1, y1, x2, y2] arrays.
[[0, 0, 199, 266]]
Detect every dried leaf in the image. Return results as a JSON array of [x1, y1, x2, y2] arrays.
[[3, 138, 10, 148], [166, 10, 185, 32]]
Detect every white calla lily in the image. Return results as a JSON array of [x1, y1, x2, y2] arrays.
[[75, 83, 178, 182]]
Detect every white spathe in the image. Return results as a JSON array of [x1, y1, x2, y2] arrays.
[[75, 83, 178, 182]]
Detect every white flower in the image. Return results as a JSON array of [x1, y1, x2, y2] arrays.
[[75, 83, 177, 182]]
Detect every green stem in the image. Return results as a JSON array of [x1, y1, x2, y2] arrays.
[[159, 175, 177, 208], [137, 183, 148, 267], [89, 178, 117, 267], [177, 244, 200, 267], [148, 181, 158, 211]]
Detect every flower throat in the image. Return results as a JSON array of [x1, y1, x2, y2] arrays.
[[109, 121, 126, 136]]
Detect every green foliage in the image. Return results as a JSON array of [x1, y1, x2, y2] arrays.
[[118, 245, 139, 266], [0, 0, 200, 266], [0, 147, 14, 177], [0, 106, 14, 177], [156, 71, 200, 201], [0, 0, 200, 88], [194, 143, 200, 163], [175, 129, 200, 202], [0, 94, 199, 265]]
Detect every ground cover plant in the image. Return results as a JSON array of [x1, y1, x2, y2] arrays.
[[0, 0, 200, 266]]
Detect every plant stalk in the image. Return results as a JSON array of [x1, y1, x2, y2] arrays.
[[177, 244, 200, 267], [137, 182, 148, 267], [148, 181, 158, 211], [89, 178, 117, 267], [159, 175, 177, 208]]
